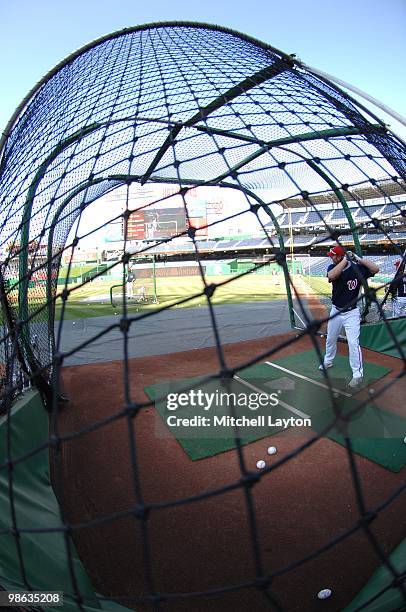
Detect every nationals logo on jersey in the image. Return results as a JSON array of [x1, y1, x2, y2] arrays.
[[347, 279, 358, 290]]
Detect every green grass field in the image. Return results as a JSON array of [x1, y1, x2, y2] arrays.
[[2, 273, 391, 324], [54, 274, 289, 319], [58, 264, 98, 279], [304, 275, 330, 297]]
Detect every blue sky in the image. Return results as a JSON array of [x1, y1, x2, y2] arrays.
[[1, 0, 405, 136]]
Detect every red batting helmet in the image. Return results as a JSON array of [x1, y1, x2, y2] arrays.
[[327, 245, 345, 258]]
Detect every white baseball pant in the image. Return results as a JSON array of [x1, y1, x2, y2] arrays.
[[324, 305, 363, 378], [392, 297, 406, 318], [126, 281, 134, 297]]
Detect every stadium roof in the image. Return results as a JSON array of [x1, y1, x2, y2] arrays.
[[278, 179, 406, 208]]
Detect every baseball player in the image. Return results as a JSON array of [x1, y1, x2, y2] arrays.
[[126, 265, 136, 299], [389, 259, 406, 318], [319, 245, 379, 388]]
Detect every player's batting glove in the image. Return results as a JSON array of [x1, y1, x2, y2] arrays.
[[346, 250, 361, 263]]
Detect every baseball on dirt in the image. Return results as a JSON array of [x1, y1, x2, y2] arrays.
[[317, 588, 332, 599]]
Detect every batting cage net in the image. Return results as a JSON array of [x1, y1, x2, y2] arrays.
[[0, 22, 405, 612]]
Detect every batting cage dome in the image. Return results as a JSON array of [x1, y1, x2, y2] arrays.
[[0, 21, 405, 612]]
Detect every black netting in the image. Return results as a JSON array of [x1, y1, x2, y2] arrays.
[[0, 22, 405, 612]]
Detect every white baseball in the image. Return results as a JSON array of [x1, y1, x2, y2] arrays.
[[267, 446, 277, 455], [256, 460, 266, 469], [317, 588, 332, 600]]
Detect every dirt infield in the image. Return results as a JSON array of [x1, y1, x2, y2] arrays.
[[56, 332, 405, 611]]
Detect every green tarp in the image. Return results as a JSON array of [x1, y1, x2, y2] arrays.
[[360, 317, 406, 359], [0, 390, 130, 611], [343, 538, 406, 612]]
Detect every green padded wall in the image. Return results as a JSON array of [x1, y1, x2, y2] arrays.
[[0, 389, 130, 611], [360, 317, 406, 359]]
